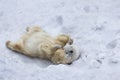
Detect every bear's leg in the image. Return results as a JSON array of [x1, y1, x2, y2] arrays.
[[6, 40, 24, 53], [55, 34, 73, 47], [26, 26, 42, 32], [6, 40, 37, 57]]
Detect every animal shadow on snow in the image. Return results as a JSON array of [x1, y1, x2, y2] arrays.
[[10, 51, 52, 68]]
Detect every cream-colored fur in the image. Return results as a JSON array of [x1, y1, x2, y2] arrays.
[[6, 26, 79, 64], [51, 44, 80, 64]]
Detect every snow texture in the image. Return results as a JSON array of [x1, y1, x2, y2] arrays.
[[1, 0, 120, 80]]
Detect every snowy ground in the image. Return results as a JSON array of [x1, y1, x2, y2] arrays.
[[1, 0, 120, 80]]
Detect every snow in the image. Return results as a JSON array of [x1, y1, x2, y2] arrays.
[[0, 0, 120, 80]]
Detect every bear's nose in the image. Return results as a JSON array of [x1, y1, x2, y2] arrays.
[[67, 62, 72, 65]]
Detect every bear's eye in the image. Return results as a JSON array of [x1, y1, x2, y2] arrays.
[[66, 50, 73, 54], [69, 50, 73, 53]]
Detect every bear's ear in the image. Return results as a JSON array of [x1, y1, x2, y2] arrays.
[[68, 38, 73, 45], [52, 44, 62, 51]]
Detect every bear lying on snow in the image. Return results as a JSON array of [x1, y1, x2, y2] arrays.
[[6, 26, 80, 64]]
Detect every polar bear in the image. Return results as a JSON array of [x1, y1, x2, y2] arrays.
[[6, 26, 80, 64]]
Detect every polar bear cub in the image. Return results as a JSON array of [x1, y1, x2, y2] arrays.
[[6, 26, 80, 64]]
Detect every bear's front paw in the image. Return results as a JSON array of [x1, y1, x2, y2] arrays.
[[53, 44, 62, 51]]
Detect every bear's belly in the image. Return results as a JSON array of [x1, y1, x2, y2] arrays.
[[24, 32, 55, 55]]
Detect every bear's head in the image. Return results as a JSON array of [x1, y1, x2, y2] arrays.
[[51, 44, 80, 64]]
